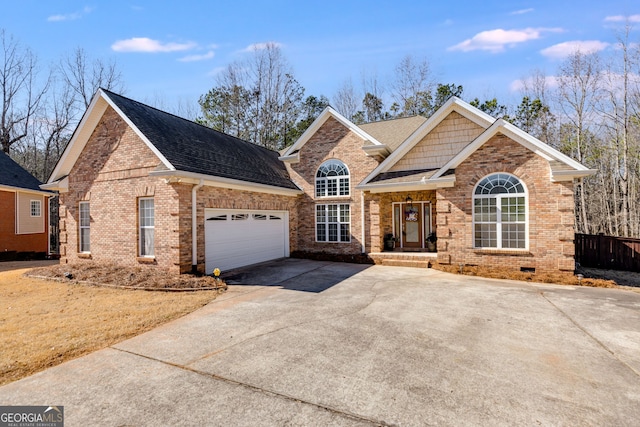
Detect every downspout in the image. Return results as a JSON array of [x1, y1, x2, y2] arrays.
[[192, 179, 204, 273], [360, 191, 366, 253]]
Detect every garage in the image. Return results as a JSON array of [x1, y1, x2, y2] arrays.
[[204, 209, 289, 274]]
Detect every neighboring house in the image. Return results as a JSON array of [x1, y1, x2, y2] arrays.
[[0, 150, 52, 259], [43, 89, 595, 274]]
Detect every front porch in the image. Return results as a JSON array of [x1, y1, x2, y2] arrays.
[[369, 251, 438, 268], [367, 190, 438, 257]]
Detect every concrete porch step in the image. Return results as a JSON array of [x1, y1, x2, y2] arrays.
[[380, 259, 431, 268]]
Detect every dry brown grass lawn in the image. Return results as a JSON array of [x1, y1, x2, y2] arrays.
[[0, 265, 224, 386]]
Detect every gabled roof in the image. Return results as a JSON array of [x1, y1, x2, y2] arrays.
[[279, 106, 385, 162], [47, 89, 300, 193], [359, 97, 494, 188], [357, 97, 596, 192], [0, 150, 49, 194], [431, 118, 597, 181]]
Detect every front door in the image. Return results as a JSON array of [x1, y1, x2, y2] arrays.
[[402, 203, 422, 248]]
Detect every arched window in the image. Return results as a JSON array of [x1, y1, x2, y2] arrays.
[[315, 160, 350, 197], [473, 173, 527, 249]]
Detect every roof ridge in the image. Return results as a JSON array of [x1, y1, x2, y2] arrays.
[[360, 115, 427, 125]]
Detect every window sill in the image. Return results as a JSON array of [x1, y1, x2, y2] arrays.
[[315, 196, 351, 200], [137, 256, 156, 264], [78, 253, 92, 259], [473, 248, 531, 256]]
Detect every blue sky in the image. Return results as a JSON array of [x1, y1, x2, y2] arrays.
[[4, 1, 639, 111]]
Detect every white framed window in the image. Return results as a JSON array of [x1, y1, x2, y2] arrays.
[[139, 198, 155, 257], [316, 204, 350, 242], [79, 202, 90, 253], [473, 173, 527, 249], [315, 160, 350, 198], [30, 200, 41, 217]]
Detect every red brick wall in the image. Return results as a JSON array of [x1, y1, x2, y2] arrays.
[[185, 186, 299, 274], [59, 106, 300, 274], [59, 107, 182, 272], [286, 117, 379, 255], [0, 190, 49, 254], [435, 134, 575, 273]]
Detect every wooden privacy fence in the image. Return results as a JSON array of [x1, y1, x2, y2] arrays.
[[575, 233, 640, 273]]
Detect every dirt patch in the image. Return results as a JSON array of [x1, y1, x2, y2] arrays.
[[432, 263, 621, 288], [27, 263, 226, 291], [0, 260, 58, 273], [0, 266, 225, 386]]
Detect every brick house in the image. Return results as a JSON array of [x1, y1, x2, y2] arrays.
[[44, 90, 595, 274], [0, 150, 52, 259]]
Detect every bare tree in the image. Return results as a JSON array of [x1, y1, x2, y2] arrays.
[[199, 43, 304, 150], [39, 83, 75, 180], [198, 62, 252, 139], [145, 91, 199, 121], [389, 55, 433, 117], [8, 45, 125, 181], [59, 47, 124, 110], [247, 43, 304, 149], [332, 78, 359, 121], [518, 68, 557, 144], [555, 49, 602, 234], [361, 68, 384, 102], [599, 26, 640, 237], [0, 30, 48, 154]]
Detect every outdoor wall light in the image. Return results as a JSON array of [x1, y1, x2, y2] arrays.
[[405, 195, 413, 207]]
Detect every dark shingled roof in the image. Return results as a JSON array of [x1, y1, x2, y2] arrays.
[[0, 150, 43, 191], [369, 168, 438, 183], [102, 89, 298, 190]]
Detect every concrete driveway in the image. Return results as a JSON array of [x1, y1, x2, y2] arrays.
[[1, 259, 639, 426]]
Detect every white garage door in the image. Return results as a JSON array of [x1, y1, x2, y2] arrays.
[[204, 209, 289, 274]]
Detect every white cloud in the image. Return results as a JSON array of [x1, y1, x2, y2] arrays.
[[47, 14, 74, 22], [604, 14, 640, 23], [241, 42, 283, 52], [448, 27, 562, 53], [540, 40, 609, 59], [47, 6, 93, 22], [178, 51, 215, 62], [509, 76, 558, 93], [510, 8, 534, 15], [207, 66, 226, 77], [111, 37, 197, 53]]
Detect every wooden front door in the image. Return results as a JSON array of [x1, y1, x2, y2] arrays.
[[402, 203, 422, 248]]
